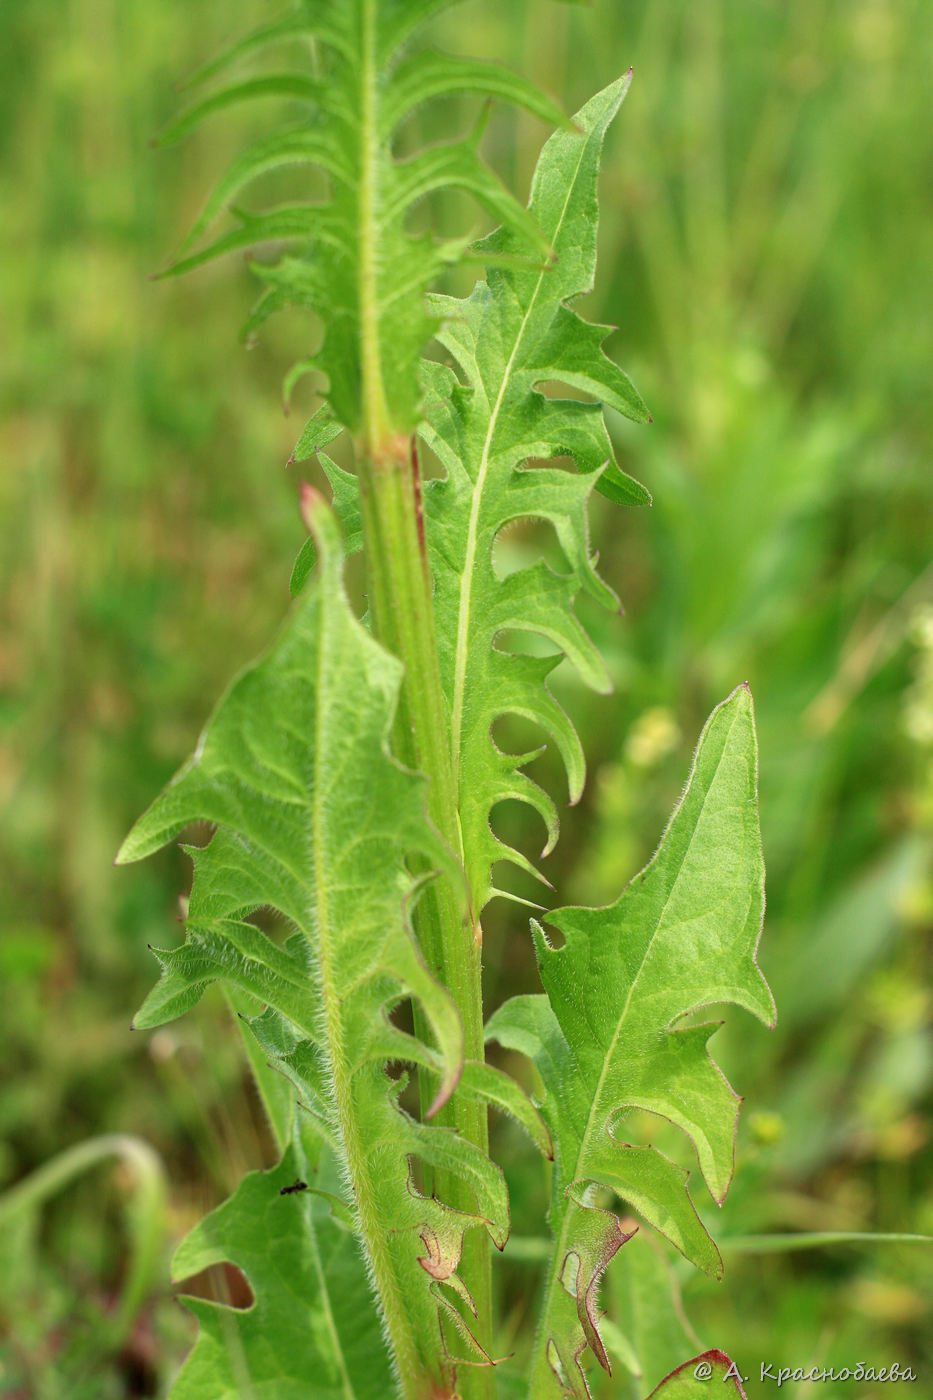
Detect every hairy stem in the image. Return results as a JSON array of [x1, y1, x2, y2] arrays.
[[358, 443, 494, 1396], [354, 3, 493, 1393]]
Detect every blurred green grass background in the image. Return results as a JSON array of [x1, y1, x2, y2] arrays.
[[1, 1, 931, 1395]]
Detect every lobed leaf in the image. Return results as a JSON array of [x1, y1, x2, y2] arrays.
[[159, 0, 572, 435], [168, 1122, 393, 1400], [420, 78, 650, 914], [488, 686, 775, 1398], [118, 498, 509, 1393]]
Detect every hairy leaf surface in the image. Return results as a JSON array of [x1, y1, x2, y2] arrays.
[[289, 82, 651, 915], [420, 79, 651, 914], [487, 686, 775, 1398], [603, 1230, 703, 1395], [118, 499, 512, 1393], [169, 1123, 391, 1400], [158, 0, 570, 435], [269, 72, 652, 922]]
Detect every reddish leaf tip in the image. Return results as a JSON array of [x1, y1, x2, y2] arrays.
[[647, 1351, 747, 1399], [299, 481, 324, 533]]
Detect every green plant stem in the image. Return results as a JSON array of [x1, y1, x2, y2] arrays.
[[352, 3, 492, 1392], [357, 444, 495, 1396], [0, 1134, 167, 1348]]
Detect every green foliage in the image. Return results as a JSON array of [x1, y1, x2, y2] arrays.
[[8, 0, 933, 1397], [158, 0, 567, 437], [167, 1123, 392, 1400], [296, 80, 652, 909], [643, 1352, 747, 1399], [422, 79, 649, 913], [602, 1231, 703, 1394], [118, 500, 530, 1394], [112, 1, 783, 1394], [488, 686, 773, 1396], [114, 3, 779, 1389]]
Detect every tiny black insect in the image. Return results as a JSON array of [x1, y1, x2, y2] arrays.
[[279, 1179, 308, 1196]]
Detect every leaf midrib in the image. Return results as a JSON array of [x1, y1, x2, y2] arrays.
[[532, 709, 739, 1393], [576, 709, 738, 1179], [309, 591, 364, 1400], [448, 127, 595, 811], [310, 570, 426, 1396]]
